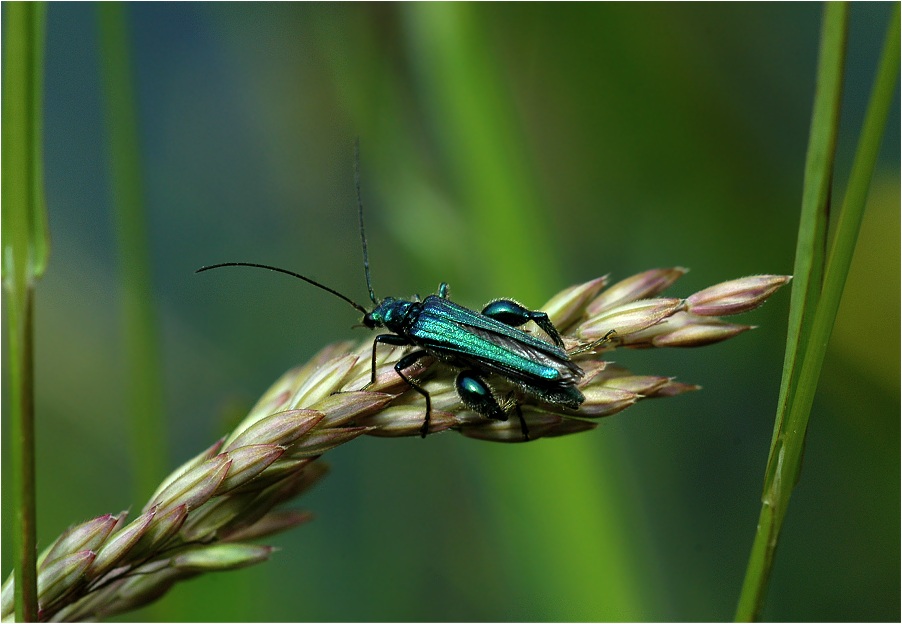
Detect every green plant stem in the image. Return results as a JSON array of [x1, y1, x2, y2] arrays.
[[774, 3, 848, 418], [6, 292, 38, 624], [402, 3, 560, 301], [2, 3, 49, 621], [403, 5, 648, 618], [97, 3, 168, 500], [735, 5, 900, 620]]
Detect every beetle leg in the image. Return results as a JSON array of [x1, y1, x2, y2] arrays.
[[481, 299, 565, 348], [391, 350, 433, 438], [456, 370, 530, 441], [569, 328, 617, 356], [363, 333, 412, 389]]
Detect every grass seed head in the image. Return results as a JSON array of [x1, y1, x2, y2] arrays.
[[2, 270, 789, 621]]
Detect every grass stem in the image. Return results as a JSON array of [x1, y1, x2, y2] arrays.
[[2, 3, 50, 620], [97, 3, 168, 500], [735, 5, 899, 620]]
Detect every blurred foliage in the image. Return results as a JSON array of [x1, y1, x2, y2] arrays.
[[1, 3, 898, 621]]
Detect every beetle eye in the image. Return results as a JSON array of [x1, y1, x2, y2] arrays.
[[363, 314, 378, 329]]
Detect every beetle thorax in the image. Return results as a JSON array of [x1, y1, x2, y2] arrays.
[[365, 298, 418, 332]]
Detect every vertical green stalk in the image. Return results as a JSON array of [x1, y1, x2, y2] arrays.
[[735, 5, 899, 620], [2, 3, 50, 621], [402, 4, 559, 302], [773, 3, 848, 418], [97, 3, 167, 500], [402, 5, 648, 618]]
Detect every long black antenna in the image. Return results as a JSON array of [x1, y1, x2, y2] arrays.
[[196, 262, 369, 316], [354, 138, 378, 305]]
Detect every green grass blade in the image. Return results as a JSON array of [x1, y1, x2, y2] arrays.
[[771, 3, 848, 432], [2, 3, 50, 291], [736, 9, 848, 617], [735, 5, 899, 620], [97, 3, 168, 500], [1, 3, 50, 621], [403, 4, 648, 618], [402, 4, 560, 302]]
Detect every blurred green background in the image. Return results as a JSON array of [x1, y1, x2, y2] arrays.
[[2, 3, 899, 621]]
